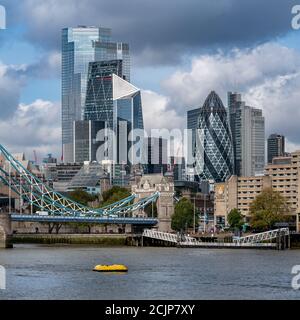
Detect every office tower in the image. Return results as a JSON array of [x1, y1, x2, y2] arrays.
[[95, 42, 130, 82], [113, 74, 144, 166], [228, 92, 243, 175], [186, 107, 201, 180], [228, 92, 265, 176], [84, 60, 124, 127], [169, 156, 186, 181], [73, 120, 106, 163], [187, 108, 201, 150], [144, 137, 168, 175], [62, 26, 130, 162], [87, 73, 144, 168], [267, 134, 285, 164], [194, 91, 234, 183]]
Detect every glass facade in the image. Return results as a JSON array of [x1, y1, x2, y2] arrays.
[[73, 120, 106, 163], [143, 137, 168, 175], [95, 42, 130, 82], [84, 60, 124, 128], [194, 91, 234, 183], [187, 107, 201, 180], [187, 107, 201, 152], [84, 72, 144, 171], [62, 26, 130, 162], [113, 76, 144, 166], [228, 92, 265, 176], [68, 162, 109, 195], [267, 134, 285, 164]]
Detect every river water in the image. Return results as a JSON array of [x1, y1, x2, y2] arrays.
[[0, 245, 299, 300]]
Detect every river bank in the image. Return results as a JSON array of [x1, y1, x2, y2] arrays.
[[12, 234, 129, 246], [11, 233, 300, 248]]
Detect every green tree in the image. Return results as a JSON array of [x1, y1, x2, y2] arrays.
[[249, 188, 288, 231], [227, 208, 244, 230], [171, 197, 194, 232], [100, 186, 131, 207], [68, 189, 98, 206]]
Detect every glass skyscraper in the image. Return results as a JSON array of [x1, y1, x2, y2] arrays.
[[194, 91, 234, 183], [228, 92, 265, 176], [73, 120, 106, 163], [85, 71, 144, 167], [113, 74, 144, 166], [187, 107, 201, 180], [84, 60, 124, 127], [267, 134, 285, 164], [62, 26, 130, 162]]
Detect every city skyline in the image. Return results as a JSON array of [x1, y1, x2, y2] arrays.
[[0, 1, 299, 159]]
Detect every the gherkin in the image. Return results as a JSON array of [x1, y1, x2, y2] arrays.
[[194, 91, 234, 182]]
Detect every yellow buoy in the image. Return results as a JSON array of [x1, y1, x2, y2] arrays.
[[93, 264, 128, 272]]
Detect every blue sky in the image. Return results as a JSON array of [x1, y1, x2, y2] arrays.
[[0, 0, 299, 158]]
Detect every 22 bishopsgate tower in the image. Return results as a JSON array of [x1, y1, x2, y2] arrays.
[[62, 26, 131, 163]]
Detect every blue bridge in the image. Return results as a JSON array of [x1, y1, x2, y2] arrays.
[[0, 144, 160, 226], [11, 214, 158, 225]]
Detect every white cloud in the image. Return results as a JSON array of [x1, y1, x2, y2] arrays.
[[141, 90, 184, 131], [160, 43, 300, 148], [0, 99, 61, 159]]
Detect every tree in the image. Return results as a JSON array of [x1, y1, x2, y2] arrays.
[[171, 198, 194, 232], [249, 188, 289, 231], [68, 189, 98, 206], [67, 190, 99, 234], [100, 186, 131, 208], [227, 208, 244, 230]]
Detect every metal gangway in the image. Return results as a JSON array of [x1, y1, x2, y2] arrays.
[[234, 228, 290, 244], [143, 229, 202, 246]]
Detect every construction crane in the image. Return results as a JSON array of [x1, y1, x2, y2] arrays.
[[33, 150, 38, 164]]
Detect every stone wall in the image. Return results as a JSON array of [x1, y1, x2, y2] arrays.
[[0, 213, 12, 248], [12, 221, 132, 235], [132, 174, 175, 232]]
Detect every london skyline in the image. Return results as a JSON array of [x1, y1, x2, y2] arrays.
[[0, 0, 299, 158]]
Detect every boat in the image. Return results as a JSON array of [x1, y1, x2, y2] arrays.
[[93, 264, 128, 272]]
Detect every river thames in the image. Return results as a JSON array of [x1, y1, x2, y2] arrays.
[[0, 245, 299, 300]]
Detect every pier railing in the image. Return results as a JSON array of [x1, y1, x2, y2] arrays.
[[142, 229, 202, 246], [143, 228, 290, 249], [234, 228, 290, 244]]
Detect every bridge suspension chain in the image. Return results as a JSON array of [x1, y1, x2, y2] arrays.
[[0, 144, 159, 218]]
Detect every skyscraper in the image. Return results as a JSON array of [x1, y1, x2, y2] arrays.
[[144, 137, 168, 175], [267, 134, 285, 164], [187, 107, 201, 149], [113, 74, 144, 166], [228, 92, 265, 176], [84, 60, 124, 127], [194, 91, 234, 183], [73, 120, 106, 163], [87, 73, 144, 167], [186, 107, 201, 180], [62, 26, 130, 162]]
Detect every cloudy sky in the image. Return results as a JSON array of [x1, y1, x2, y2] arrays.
[[0, 0, 299, 159]]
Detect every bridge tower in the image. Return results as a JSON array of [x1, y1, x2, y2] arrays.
[[0, 213, 13, 248], [132, 174, 174, 232]]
